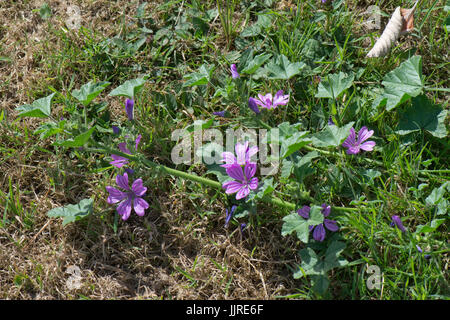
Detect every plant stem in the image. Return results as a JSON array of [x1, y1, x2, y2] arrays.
[[88, 144, 363, 212]]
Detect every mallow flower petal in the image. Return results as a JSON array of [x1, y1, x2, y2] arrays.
[[342, 128, 356, 148], [360, 141, 376, 151], [116, 173, 130, 190], [248, 177, 258, 190], [324, 219, 339, 232], [223, 181, 244, 194], [235, 142, 248, 165], [357, 126, 374, 144], [117, 197, 132, 220], [236, 186, 250, 200], [313, 224, 326, 242], [134, 197, 149, 216], [244, 162, 257, 180], [297, 206, 310, 219], [106, 186, 127, 204], [226, 164, 245, 181], [131, 178, 147, 196]]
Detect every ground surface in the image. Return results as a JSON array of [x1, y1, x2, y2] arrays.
[[0, 0, 448, 300]]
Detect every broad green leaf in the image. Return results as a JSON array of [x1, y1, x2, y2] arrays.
[[359, 169, 381, 184], [415, 219, 446, 234], [281, 206, 324, 243], [264, 122, 310, 159], [108, 78, 146, 99], [183, 64, 214, 87], [324, 241, 347, 271], [311, 274, 330, 296], [53, 127, 95, 148], [240, 14, 273, 37], [294, 248, 320, 278], [396, 95, 448, 138], [311, 122, 354, 147], [16, 93, 55, 118], [315, 72, 354, 99], [278, 122, 303, 138], [374, 56, 424, 111], [280, 131, 311, 159], [281, 213, 311, 243], [206, 164, 229, 184], [281, 159, 294, 179], [292, 151, 319, 182], [309, 206, 326, 225], [240, 53, 272, 75], [264, 54, 306, 80], [295, 241, 348, 295], [299, 248, 321, 275], [425, 182, 449, 207], [47, 198, 93, 225], [72, 81, 110, 106]]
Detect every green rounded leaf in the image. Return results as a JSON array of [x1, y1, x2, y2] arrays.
[[109, 78, 146, 99], [16, 93, 55, 118], [47, 198, 93, 225], [72, 81, 110, 106]]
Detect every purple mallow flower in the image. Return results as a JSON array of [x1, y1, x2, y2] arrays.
[[225, 205, 237, 228], [342, 126, 376, 155], [221, 141, 258, 169], [125, 99, 134, 121], [248, 97, 261, 114], [110, 142, 132, 168], [222, 163, 258, 200], [110, 135, 141, 168], [297, 204, 338, 242], [253, 90, 289, 110], [416, 245, 431, 259], [106, 172, 149, 220], [328, 116, 335, 126], [213, 110, 226, 117], [390, 215, 407, 233], [230, 64, 240, 79], [112, 125, 120, 135]]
